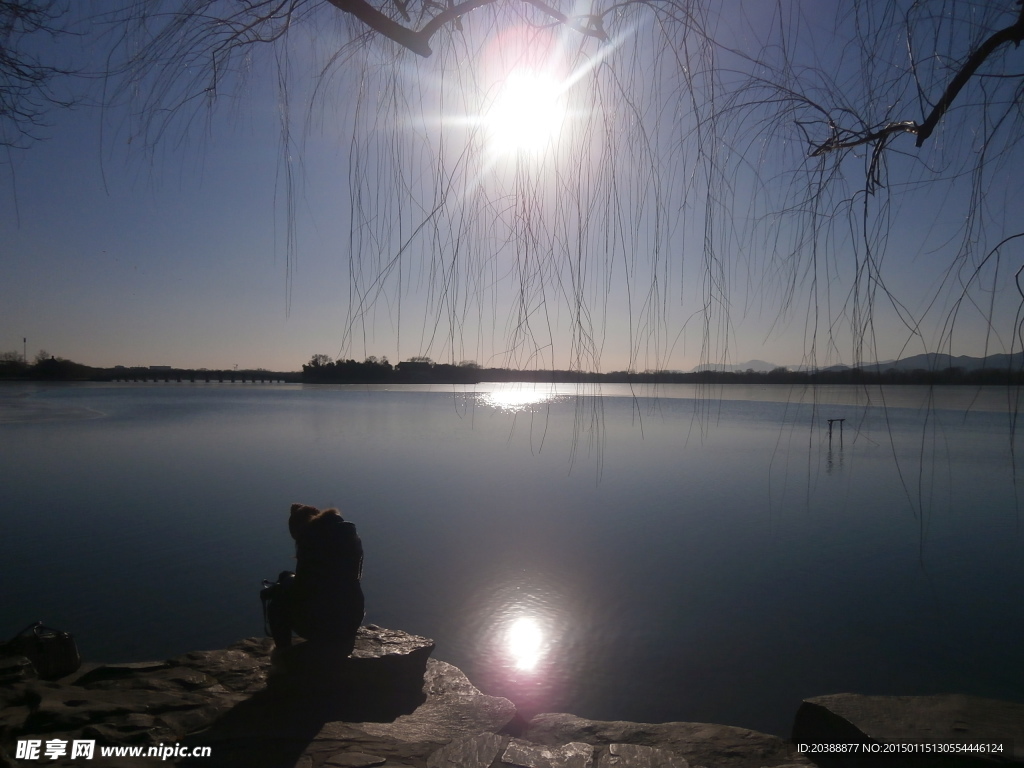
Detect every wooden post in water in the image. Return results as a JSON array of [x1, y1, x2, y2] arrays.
[[827, 418, 846, 448]]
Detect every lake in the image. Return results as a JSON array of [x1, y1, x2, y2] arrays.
[[1, 381, 1022, 737]]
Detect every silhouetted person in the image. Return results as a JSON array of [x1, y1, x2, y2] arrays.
[[267, 504, 364, 657]]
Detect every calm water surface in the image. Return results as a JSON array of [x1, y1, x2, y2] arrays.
[[1, 381, 1022, 736]]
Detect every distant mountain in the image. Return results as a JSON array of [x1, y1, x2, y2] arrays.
[[819, 351, 1024, 373], [871, 352, 1024, 372], [690, 351, 1024, 375], [690, 359, 781, 373], [802, 354, 1019, 374]]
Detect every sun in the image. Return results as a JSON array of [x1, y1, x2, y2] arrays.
[[486, 69, 567, 155]]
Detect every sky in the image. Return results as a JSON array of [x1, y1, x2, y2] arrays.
[[3, 2, 1023, 373]]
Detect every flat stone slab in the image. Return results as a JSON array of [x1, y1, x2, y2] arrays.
[[351, 625, 435, 661], [793, 693, 1024, 764], [501, 738, 594, 768], [338, 659, 517, 744], [523, 712, 810, 768], [170, 641, 273, 694], [322, 751, 388, 767], [265, 625, 435, 718], [597, 743, 689, 768], [428, 732, 507, 768]]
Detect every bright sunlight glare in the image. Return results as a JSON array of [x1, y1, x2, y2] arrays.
[[506, 616, 545, 670], [487, 70, 567, 154], [480, 385, 556, 412]]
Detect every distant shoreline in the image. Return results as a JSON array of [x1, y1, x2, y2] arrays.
[[2, 363, 1023, 386]]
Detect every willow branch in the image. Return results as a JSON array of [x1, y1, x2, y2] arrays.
[[326, 0, 608, 56], [520, 0, 607, 40], [810, 120, 918, 156], [810, 3, 1024, 157], [915, 3, 1024, 146], [325, 0, 435, 55], [417, 0, 501, 47]]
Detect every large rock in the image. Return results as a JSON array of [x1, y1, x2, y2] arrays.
[[792, 693, 1024, 766]]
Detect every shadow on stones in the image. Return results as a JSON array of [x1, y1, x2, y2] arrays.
[[178, 685, 424, 767], [177, 642, 427, 768]]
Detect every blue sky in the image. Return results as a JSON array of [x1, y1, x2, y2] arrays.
[[3, 2, 1022, 372]]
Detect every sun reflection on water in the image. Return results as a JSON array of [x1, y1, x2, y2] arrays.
[[458, 572, 587, 719], [477, 384, 571, 412], [506, 615, 545, 670], [481, 390, 551, 411]]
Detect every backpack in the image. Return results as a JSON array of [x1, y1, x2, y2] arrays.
[[260, 571, 296, 635], [2, 622, 81, 680]]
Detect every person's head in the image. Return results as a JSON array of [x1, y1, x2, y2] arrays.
[[288, 503, 342, 540]]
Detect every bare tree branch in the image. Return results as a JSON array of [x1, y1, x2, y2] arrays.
[[326, 0, 608, 56], [325, 0, 436, 55], [915, 1, 1024, 146], [810, 120, 918, 156], [810, 1, 1024, 157], [0, 0, 75, 148]]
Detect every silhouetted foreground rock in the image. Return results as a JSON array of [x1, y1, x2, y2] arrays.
[[2, 629, 1021, 768], [792, 694, 1024, 767]]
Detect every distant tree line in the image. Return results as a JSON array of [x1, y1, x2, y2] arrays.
[[2, 349, 1023, 386], [0, 351, 298, 382], [301, 355, 1024, 386], [0, 350, 94, 381]]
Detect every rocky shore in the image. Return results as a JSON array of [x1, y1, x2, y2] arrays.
[[2, 626, 1022, 768]]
